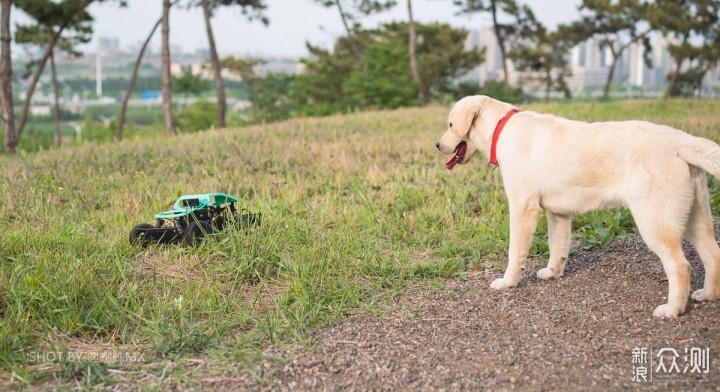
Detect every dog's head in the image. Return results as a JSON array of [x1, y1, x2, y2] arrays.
[[436, 95, 514, 170]]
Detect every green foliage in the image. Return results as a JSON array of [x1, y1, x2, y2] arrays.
[[648, 0, 720, 92], [61, 76, 167, 96], [507, 6, 575, 100], [18, 123, 66, 151], [81, 116, 114, 143], [530, 209, 636, 256], [15, 0, 95, 57], [85, 104, 161, 126], [240, 22, 482, 121], [312, 0, 397, 23], [453, 0, 522, 43], [668, 67, 708, 97], [571, 0, 653, 47], [573, 208, 637, 250], [31, 107, 82, 122], [54, 358, 111, 386], [399, 22, 483, 99], [453, 80, 524, 104], [218, 56, 263, 81], [177, 100, 217, 132], [293, 22, 483, 114], [246, 73, 298, 122], [205, 0, 269, 24], [172, 65, 208, 104], [342, 30, 417, 108], [552, 0, 653, 99], [299, 40, 357, 107], [478, 80, 524, 103]]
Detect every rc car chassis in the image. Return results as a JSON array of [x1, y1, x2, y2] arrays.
[[129, 193, 260, 246]]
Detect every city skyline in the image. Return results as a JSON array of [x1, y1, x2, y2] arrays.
[[10, 0, 581, 58]]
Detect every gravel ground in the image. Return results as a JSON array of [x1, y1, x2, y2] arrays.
[[222, 235, 720, 391]]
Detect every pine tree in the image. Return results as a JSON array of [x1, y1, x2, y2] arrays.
[[565, 0, 653, 100], [647, 0, 720, 97]]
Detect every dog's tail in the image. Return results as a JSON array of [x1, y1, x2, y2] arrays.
[[677, 134, 720, 179]]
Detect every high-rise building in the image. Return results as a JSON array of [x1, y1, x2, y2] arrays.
[[97, 37, 120, 54], [463, 27, 717, 94], [464, 27, 504, 85]]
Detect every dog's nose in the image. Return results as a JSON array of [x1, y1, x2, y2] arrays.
[[435, 142, 440, 151]]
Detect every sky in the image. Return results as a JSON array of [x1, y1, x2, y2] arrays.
[[18, 0, 582, 58]]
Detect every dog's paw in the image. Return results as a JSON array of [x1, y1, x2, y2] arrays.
[[490, 278, 518, 290], [653, 303, 684, 319], [536, 267, 562, 280], [691, 288, 720, 302]]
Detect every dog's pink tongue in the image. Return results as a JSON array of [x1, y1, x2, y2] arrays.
[[445, 155, 459, 170], [445, 141, 466, 170]]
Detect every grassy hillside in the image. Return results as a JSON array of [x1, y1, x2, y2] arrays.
[[2, 99, 720, 389]]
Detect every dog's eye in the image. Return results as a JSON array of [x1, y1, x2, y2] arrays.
[[449, 122, 453, 128]]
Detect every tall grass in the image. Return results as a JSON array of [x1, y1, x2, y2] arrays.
[[1, 99, 719, 388]]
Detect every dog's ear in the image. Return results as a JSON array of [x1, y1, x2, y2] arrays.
[[455, 102, 480, 138]]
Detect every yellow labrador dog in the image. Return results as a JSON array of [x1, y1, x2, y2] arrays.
[[436, 95, 720, 318]]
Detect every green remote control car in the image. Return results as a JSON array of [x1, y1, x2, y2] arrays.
[[129, 193, 260, 246]]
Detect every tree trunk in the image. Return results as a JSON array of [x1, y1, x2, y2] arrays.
[[558, 72, 572, 99], [335, 0, 362, 60], [117, 17, 161, 141], [664, 57, 682, 99], [602, 59, 617, 101], [16, 26, 67, 142], [16, 0, 94, 144], [50, 49, 61, 147], [117, 0, 180, 141], [602, 46, 621, 101], [0, 0, 15, 154], [544, 68, 551, 102], [201, 0, 225, 129], [161, 0, 175, 136], [407, 0, 425, 105], [490, 0, 509, 84]]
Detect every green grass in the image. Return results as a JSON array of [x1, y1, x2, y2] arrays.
[[1, 99, 720, 389]]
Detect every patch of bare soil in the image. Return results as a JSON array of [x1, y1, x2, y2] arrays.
[[231, 235, 720, 391]]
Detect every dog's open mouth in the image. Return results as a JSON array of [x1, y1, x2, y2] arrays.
[[445, 141, 467, 170]]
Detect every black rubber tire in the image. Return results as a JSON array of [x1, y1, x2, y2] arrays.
[[183, 221, 213, 245], [129, 223, 154, 246]]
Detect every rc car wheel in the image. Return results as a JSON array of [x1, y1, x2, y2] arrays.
[[129, 223, 154, 246], [183, 221, 213, 245]]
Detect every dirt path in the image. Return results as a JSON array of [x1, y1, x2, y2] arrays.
[[230, 236, 720, 391]]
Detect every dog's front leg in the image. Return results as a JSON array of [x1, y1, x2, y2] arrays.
[[491, 202, 542, 290]]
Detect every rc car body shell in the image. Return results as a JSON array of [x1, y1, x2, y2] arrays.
[[155, 193, 238, 220]]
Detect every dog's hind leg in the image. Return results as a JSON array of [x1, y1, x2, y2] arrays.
[[629, 192, 693, 318], [537, 211, 572, 280], [491, 200, 542, 290], [686, 167, 720, 302]]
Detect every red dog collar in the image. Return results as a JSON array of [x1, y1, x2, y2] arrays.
[[489, 109, 519, 166]]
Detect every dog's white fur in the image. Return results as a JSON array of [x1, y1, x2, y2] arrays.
[[437, 95, 720, 318]]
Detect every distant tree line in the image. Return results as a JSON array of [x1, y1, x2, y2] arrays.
[[1, 0, 720, 154]]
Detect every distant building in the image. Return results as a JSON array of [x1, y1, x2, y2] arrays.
[[97, 37, 120, 54], [255, 57, 304, 77], [463, 27, 719, 94], [624, 35, 674, 89], [464, 27, 505, 85], [170, 56, 302, 81]]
